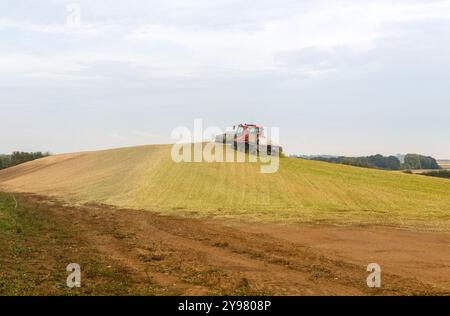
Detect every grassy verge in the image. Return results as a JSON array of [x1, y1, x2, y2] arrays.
[[0, 192, 156, 295]]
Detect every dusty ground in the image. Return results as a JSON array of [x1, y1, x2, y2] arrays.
[[1, 193, 449, 295]]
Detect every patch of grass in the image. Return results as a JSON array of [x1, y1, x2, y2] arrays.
[[232, 277, 267, 296], [212, 241, 229, 248], [0, 192, 159, 295]]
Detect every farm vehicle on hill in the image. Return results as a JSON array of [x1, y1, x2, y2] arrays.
[[215, 123, 282, 155]]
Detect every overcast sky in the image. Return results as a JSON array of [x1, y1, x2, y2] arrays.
[[1, 0, 450, 157]]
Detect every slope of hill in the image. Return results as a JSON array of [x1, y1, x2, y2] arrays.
[[1, 144, 450, 229]]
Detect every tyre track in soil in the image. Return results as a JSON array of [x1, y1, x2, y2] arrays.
[[27, 194, 450, 296]]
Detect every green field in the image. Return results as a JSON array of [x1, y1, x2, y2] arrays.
[[1, 144, 450, 230]]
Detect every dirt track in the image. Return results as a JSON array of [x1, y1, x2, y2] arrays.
[[7, 194, 450, 295]]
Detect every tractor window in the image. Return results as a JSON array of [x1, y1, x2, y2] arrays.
[[249, 127, 257, 134], [236, 126, 244, 136]]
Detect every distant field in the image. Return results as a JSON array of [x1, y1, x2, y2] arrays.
[[1, 144, 450, 230], [438, 160, 450, 169]]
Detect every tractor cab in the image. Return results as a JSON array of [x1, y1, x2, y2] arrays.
[[233, 124, 264, 145]]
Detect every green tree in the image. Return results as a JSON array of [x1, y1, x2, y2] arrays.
[[403, 154, 440, 170]]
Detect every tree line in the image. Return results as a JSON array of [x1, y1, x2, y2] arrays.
[[309, 154, 441, 171], [0, 152, 50, 170], [420, 170, 450, 179]]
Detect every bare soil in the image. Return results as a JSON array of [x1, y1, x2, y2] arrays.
[[2, 193, 449, 295]]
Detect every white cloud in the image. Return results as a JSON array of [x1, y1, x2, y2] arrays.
[[107, 133, 127, 140], [2, 0, 450, 77], [132, 130, 165, 139]]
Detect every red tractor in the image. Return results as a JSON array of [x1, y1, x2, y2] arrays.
[[215, 123, 282, 155]]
